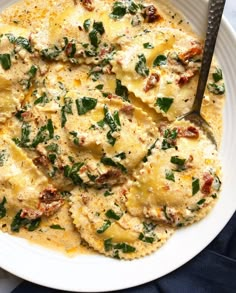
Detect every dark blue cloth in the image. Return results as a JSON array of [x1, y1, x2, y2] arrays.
[[12, 212, 236, 293]]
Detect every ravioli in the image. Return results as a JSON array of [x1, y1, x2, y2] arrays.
[[111, 27, 203, 120], [0, 0, 225, 259], [70, 186, 174, 259], [126, 121, 221, 226], [0, 136, 63, 222]]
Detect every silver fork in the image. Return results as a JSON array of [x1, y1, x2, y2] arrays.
[[179, 0, 226, 148]]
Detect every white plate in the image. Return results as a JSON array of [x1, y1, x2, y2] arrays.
[[0, 0, 236, 292]]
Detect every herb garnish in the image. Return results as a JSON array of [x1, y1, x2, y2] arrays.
[[212, 68, 223, 82], [170, 156, 186, 166], [110, 1, 140, 20], [31, 119, 54, 148], [41, 46, 61, 60], [0, 150, 7, 167], [13, 122, 31, 147], [197, 198, 206, 205], [88, 21, 105, 48], [161, 128, 178, 150], [61, 98, 73, 127], [113, 242, 136, 253], [104, 238, 113, 251], [110, 2, 127, 19], [138, 233, 155, 243], [64, 162, 84, 185], [104, 190, 114, 197], [34, 93, 49, 105], [46, 143, 59, 153], [207, 83, 225, 95], [104, 105, 120, 132], [104, 238, 136, 254], [143, 138, 158, 162], [83, 19, 91, 32], [15, 36, 32, 52], [143, 42, 154, 49]]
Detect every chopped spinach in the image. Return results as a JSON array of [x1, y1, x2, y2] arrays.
[[50, 224, 65, 230], [11, 210, 41, 232], [165, 169, 175, 182], [5, 33, 15, 43], [96, 220, 111, 233], [156, 97, 174, 113], [95, 84, 104, 90], [76, 97, 97, 115], [135, 54, 149, 77], [105, 209, 122, 220], [65, 41, 77, 58], [0, 197, 7, 219], [212, 68, 223, 82], [143, 222, 157, 233], [163, 205, 171, 221], [192, 177, 200, 196], [153, 55, 167, 67], [115, 79, 129, 102], [101, 156, 127, 173], [207, 83, 225, 95]]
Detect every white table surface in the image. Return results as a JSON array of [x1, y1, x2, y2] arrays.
[[0, 0, 236, 292]]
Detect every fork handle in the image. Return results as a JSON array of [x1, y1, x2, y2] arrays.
[[192, 0, 226, 113]]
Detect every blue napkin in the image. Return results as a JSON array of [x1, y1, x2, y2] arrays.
[[12, 212, 236, 293]]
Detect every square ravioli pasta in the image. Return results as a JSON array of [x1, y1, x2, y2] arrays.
[[0, 0, 224, 259]]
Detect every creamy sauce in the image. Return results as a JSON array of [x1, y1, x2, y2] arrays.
[[0, 0, 224, 258]]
